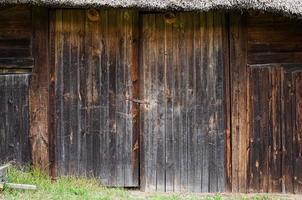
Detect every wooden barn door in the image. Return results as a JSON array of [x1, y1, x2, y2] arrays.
[[51, 9, 139, 187], [140, 12, 227, 192], [247, 65, 302, 193]]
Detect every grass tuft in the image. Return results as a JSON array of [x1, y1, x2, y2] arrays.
[[0, 166, 289, 200]]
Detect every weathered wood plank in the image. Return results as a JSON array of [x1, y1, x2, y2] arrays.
[[281, 69, 294, 193], [229, 13, 248, 193], [269, 68, 282, 193], [29, 7, 49, 171], [293, 71, 302, 193]]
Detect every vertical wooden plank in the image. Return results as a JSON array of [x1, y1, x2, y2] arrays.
[[194, 12, 204, 193], [130, 10, 140, 187], [77, 10, 86, 176], [259, 68, 270, 193], [200, 13, 210, 192], [214, 12, 226, 192], [269, 68, 282, 193], [140, 14, 149, 191], [99, 9, 110, 185], [155, 14, 166, 192], [293, 71, 302, 193], [223, 13, 232, 192], [107, 10, 117, 186], [86, 9, 102, 178], [62, 10, 72, 174], [54, 9, 65, 175], [281, 69, 294, 193], [49, 9, 57, 178], [172, 15, 181, 192], [15, 75, 31, 162], [164, 14, 174, 192], [148, 14, 157, 191], [229, 13, 248, 192], [179, 13, 188, 192], [187, 13, 196, 192], [30, 7, 50, 172], [115, 10, 126, 186]]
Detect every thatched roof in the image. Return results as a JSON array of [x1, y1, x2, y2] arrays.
[[1, 0, 302, 16]]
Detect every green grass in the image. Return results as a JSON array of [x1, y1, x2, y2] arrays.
[[0, 166, 286, 200]]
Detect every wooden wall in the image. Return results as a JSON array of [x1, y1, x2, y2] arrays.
[[140, 12, 227, 192], [51, 9, 139, 187], [1, 6, 302, 194], [229, 12, 302, 193]]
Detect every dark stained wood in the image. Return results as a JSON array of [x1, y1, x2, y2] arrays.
[[269, 68, 283, 193], [0, 74, 31, 163], [0, 58, 34, 69], [140, 12, 226, 192], [29, 7, 50, 172], [52, 9, 139, 187], [245, 64, 302, 193], [0, 6, 33, 69], [247, 67, 281, 192], [49, 9, 57, 178], [281, 68, 295, 193], [223, 13, 232, 192], [229, 13, 248, 193], [293, 70, 302, 193], [247, 13, 302, 65]]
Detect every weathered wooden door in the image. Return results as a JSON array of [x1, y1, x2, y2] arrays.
[[0, 75, 31, 163], [52, 9, 139, 187], [140, 12, 227, 192], [247, 65, 302, 193]]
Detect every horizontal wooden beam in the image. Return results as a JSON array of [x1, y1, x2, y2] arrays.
[[0, 58, 34, 68]]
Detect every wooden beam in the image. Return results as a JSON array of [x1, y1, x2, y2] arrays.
[[29, 7, 50, 172], [229, 13, 248, 192]]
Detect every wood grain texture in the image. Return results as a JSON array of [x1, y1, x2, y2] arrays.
[[29, 7, 50, 172], [52, 9, 139, 187], [247, 12, 302, 65], [229, 13, 248, 193], [0, 74, 31, 163], [245, 64, 302, 193], [140, 12, 226, 192], [0, 6, 33, 69]]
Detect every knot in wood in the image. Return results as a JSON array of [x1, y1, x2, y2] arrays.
[[164, 12, 176, 24], [87, 9, 100, 22]]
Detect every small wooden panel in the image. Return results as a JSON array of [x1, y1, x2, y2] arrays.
[[0, 74, 31, 164], [52, 9, 139, 187], [140, 12, 226, 192], [0, 6, 33, 69], [247, 13, 302, 65]]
